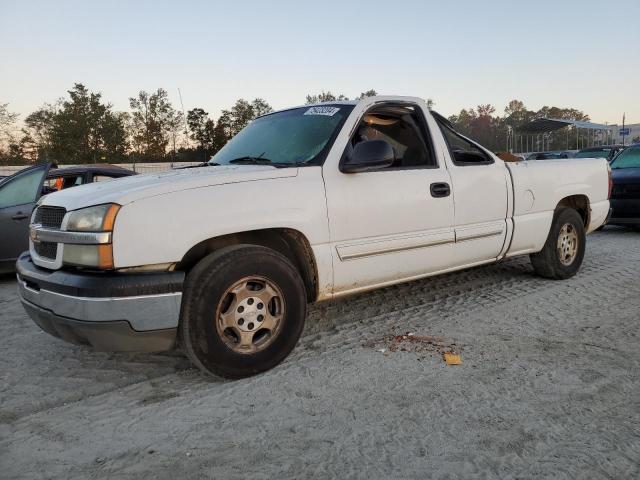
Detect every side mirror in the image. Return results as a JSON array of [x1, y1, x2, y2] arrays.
[[340, 139, 395, 173]]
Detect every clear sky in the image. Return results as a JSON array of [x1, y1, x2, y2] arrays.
[[1, 0, 638, 124]]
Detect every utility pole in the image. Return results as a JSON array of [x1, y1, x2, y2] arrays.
[[178, 88, 189, 148], [622, 113, 626, 146]]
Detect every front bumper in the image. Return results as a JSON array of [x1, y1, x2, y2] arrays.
[[16, 253, 184, 352]]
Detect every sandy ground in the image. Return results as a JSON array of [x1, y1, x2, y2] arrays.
[[1, 227, 639, 479]]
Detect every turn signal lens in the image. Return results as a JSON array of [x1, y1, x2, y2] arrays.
[[102, 204, 120, 231], [63, 244, 114, 269]]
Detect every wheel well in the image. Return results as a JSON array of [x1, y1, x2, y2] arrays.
[[557, 195, 590, 226], [176, 229, 318, 303]]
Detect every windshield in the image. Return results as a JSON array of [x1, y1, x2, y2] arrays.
[[210, 105, 354, 167], [611, 146, 640, 169], [575, 149, 610, 159]]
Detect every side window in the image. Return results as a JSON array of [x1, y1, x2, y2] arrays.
[[0, 168, 46, 209], [42, 175, 83, 194], [347, 104, 436, 169], [93, 175, 117, 182], [42, 177, 61, 194], [438, 123, 493, 166], [66, 175, 84, 187]]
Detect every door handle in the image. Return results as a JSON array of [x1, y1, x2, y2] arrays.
[[11, 213, 29, 220], [430, 182, 451, 198]]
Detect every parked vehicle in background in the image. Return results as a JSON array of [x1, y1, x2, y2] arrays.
[[0, 163, 135, 273], [15, 96, 611, 379], [495, 151, 524, 162], [575, 145, 625, 162], [526, 151, 574, 160], [608, 144, 640, 228]]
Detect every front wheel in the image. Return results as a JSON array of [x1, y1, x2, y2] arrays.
[[530, 207, 586, 280], [180, 245, 307, 379]]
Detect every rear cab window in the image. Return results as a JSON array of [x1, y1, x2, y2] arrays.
[[432, 112, 494, 166]]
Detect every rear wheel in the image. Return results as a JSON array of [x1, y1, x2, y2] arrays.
[[530, 207, 586, 280], [180, 245, 307, 378]]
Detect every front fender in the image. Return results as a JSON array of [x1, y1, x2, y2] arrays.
[[111, 168, 329, 269]]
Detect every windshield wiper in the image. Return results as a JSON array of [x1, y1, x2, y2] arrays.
[[176, 162, 220, 169], [228, 156, 276, 165], [227, 156, 300, 168]]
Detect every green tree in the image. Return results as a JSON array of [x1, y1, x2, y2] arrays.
[[187, 108, 218, 160], [470, 104, 497, 148], [22, 103, 58, 161], [250, 98, 273, 118], [129, 88, 180, 160], [305, 91, 348, 104], [358, 89, 377, 99], [187, 108, 213, 146], [48, 84, 128, 163], [0, 103, 20, 165], [217, 98, 273, 138], [0, 103, 18, 141]]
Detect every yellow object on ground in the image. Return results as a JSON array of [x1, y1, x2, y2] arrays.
[[443, 353, 461, 365]]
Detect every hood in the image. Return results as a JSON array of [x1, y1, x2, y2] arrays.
[[39, 164, 298, 211]]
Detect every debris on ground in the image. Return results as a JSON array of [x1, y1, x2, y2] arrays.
[[364, 330, 462, 364], [443, 352, 462, 365]]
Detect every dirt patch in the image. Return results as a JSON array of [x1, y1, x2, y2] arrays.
[[364, 329, 461, 360]]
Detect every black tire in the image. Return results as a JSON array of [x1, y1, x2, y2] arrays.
[[180, 245, 307, 379], [530, 207, 586, 280]]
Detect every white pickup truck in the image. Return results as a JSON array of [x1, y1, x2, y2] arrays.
[[17, 96, 611, 378]]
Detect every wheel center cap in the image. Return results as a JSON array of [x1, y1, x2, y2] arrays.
[[235, 297, 264, 332]]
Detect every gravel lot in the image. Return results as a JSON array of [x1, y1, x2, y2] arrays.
[[1, 228, 639, 479]]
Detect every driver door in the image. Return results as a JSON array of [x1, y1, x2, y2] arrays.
[[322, 102, 455, 295], [0, 163, 51, 271]]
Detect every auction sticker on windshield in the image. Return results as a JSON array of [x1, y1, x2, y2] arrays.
[[304, 106, 340, 116]]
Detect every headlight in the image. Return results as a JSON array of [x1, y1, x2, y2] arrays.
[[62, 203, 120, 269], [66, 204, 120, 232]]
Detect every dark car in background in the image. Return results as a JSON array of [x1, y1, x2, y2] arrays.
[[575, 145, 625, 162], [526, 151, 574, 160], [0, 163, 135, 273], [609, 144, 640, 229]]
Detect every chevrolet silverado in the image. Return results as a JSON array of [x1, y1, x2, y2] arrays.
[[16, 96, 611, 378]]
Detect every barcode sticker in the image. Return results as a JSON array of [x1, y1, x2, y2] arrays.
[[304, 106, 340, 116]]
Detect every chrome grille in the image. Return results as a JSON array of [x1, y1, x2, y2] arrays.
[[34, 241, 58, 260], [34, 206, 66, 229]]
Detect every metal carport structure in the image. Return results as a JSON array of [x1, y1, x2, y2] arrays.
[[512, 118, 614, 154]]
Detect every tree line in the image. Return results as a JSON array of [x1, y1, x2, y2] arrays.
[[0, 84, 598, 166], [448, 100, 593, 152], [0, 85, 379, 166]]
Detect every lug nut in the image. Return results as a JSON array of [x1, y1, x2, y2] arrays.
[[247, 298, 254, 305], [238, 306, 244, 313], [248, 323, 254, 330], [257, 303, 264, 309], [238, 318, 244, 325], [257, 314, 264, 322]]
